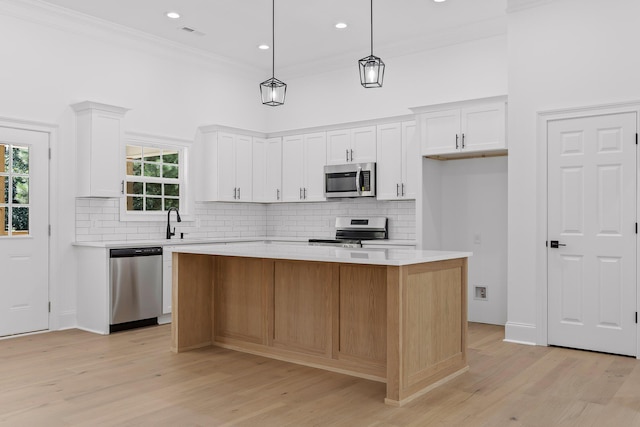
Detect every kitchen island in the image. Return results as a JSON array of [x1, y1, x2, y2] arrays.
[[171, 243, 471, 406]]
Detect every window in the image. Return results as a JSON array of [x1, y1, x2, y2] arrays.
[[1, 143, 30, 236], [124, 144, 182, 212]]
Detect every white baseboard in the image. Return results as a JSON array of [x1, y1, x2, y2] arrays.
[[158, 313, 172, 325], [55, 310, 77, 331], [504, 321, 537, 346]]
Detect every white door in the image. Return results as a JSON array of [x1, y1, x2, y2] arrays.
[[0, 126, 49, 337], [547, 112, 637, 356]]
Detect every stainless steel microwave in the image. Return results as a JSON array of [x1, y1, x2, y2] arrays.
[[324, 162, 376, 198]]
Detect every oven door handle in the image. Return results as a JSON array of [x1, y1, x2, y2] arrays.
[[355, 166, 362, 195]]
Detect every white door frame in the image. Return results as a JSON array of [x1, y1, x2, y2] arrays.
[[0, 116, 58, 333], [536, 101, 640, 358]]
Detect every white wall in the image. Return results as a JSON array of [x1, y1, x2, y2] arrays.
[[440, 157, 507, 325], [506, 0, 640, 343], [422, 157, 507, 325], [263, 36, 508, 132]]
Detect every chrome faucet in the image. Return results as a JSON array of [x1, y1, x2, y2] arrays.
[[166, 207, 182, 239]]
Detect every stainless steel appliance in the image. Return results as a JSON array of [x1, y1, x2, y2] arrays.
[[324, 162, 376, 198], [309, 217, 387, 248], [109, 247, 163, 332]]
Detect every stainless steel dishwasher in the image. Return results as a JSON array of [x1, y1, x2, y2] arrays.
[[109, 247, 163, 332]]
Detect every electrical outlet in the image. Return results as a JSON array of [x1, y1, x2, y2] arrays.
[[474, 286, 487, 301]]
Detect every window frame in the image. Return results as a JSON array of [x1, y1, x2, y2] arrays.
[[119, 132, 193, 222], [0, 142, 32, 237]]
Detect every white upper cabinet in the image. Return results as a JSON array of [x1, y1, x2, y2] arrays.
[[419, 99, 506, 157], [195, 129, 253, 202], [282, 132, 326, 202], [326, 126, 376, 165], [71, 101, 129, 198], [376, 120, 417, 200], [253, 137, 282, 203]]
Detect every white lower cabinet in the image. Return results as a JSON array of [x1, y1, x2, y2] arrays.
[[376, 120, 417, 200]]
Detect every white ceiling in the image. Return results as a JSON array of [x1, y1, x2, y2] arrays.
[[37, 0, 507, 78]]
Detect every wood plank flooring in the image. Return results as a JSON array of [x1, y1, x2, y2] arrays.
[[1, 323, 640, 426]]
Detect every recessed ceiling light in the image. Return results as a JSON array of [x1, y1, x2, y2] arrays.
[[433, 0, 446, 2], [166, 11, 180, 19], [258, 44, 270, 50], [335, 22, 348, 29]]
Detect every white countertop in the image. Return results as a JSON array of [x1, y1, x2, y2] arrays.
[[172, 242, 470, 266], [73, 237, 417, 249]]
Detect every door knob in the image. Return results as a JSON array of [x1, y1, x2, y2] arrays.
[[549, 240, 566, 248]]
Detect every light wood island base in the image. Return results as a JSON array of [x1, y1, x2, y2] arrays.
[[172, 252, 468, 406]]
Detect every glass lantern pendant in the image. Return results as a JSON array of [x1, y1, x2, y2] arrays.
[[359, 55, 385, 88], [359, 0, 385, 88], [260, 0, 286, 106], [260, 77, 286, 106]]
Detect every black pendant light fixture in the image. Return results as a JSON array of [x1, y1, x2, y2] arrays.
[[260, 0, 287, 106], [358, 0, 385, 88]]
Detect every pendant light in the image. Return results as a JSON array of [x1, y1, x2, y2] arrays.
[[358, 0, 385, 88], [260, 0, 287, 106]]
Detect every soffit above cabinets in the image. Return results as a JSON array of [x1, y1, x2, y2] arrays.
[[32, 0, 507, 78]]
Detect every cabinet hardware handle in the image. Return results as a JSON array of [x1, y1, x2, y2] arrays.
[[396, 183, 400, 197], [455, 134, 459, 149], [121, 180, 124, 195], [304, 188, 307, 199], [277, 189, 280, 200], [462, 133, 465, 149], [300, 187, 303, 200], [402, 183, 405, 196], [238, 187, 240, 199], [346, 149, 349, 162], [350, 149, 354, 162], [234, 187, 238, 199]]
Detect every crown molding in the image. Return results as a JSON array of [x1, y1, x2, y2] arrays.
[[279, 16, 507, 80], [0, 0, 260, 79], [507, 0, 555, 14]]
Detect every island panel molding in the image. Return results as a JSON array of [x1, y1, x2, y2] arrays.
[[171, 244, 470, 406]]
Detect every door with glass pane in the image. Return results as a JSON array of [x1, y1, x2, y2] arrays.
[[0, 126, 49, 336]]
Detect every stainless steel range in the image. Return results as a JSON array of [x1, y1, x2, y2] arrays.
[[308, 217, 388, 248]]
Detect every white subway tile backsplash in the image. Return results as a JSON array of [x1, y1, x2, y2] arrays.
[[75, 198, 415, 242]]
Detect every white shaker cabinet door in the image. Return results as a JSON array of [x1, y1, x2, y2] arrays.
[[282, 135, 305, 202], [421, 109, 461, 156], [234, 134, 253, 201], [402, 120, 418, 200], [303, 132, 327, 202], [217, 132, 237, 201], [376, 123, 403, 200], [351, 126, 377, 163], [326, 130, 351, 165], [460, 103, 506, 153]]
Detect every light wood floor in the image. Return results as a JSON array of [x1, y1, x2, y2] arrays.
[[1, 323, 640, 426]]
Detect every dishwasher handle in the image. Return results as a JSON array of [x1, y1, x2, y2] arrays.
[[110, 247, 163, 258]]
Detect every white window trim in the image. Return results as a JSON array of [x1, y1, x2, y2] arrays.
[[119, 131, 194, 222]]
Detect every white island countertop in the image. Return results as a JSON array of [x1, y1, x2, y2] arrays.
[[173, 242, 470, 267]]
